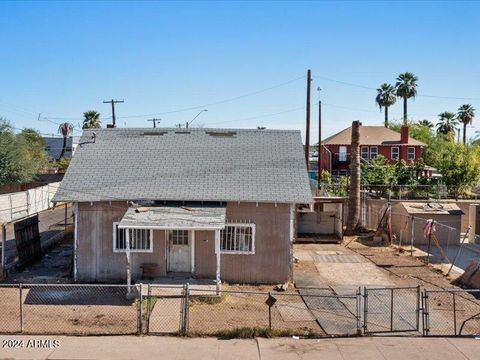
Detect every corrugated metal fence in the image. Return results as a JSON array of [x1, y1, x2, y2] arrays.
[[0, 183, 60, 223]]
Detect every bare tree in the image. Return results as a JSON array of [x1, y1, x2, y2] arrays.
[[345, 120, 361, 235]]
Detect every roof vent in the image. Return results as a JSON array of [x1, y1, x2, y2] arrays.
[[143, 131, 167, 136], [206, 131, 237, 138]]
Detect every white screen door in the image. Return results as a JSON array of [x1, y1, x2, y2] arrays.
[[167, 230, 191, 273]]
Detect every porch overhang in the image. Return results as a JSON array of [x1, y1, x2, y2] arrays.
[[117, 205, 226, 230]]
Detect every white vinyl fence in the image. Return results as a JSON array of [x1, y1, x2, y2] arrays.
[[0, 183, 60, 223]]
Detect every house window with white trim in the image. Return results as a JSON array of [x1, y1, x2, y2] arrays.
[[113, 223, 152, 252], [361, 146, 369, 160], [338, 146, 347, 162], [407, 147, 415, 160], [391, 147, 399, 160], [220, 224, 255, 254], [370, 146, 378, 159]]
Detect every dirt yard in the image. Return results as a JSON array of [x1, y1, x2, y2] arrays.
[[187, 284, 324, 336], [0, 285, 138, 335]]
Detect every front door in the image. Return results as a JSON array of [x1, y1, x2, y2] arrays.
[[167, 230, 191, 273]]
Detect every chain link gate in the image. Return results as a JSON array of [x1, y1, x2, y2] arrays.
[[363, 286, 420, 334], [423, 289, 480, 336]]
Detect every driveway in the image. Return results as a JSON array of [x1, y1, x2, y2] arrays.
[[293, 241, 420, 335]]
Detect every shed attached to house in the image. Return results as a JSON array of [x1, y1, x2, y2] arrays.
[[53, 128, 312, 285]]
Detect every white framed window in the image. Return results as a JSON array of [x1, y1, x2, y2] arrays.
[[220, 223, 255, 254], [391, 147, 399, 160], [113, 222, 153, 253], [361, 146, 369, 160], [370, 146, 378, 159], [407, 147, 415, 160], [339, 146, 347, 162]]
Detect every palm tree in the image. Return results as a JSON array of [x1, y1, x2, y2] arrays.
[[57, 122, 74, 160], [395, 72, 418, 125], [436, 112, 459, 137], [82, 110, 101, 129], [418, 119, 434, 129], [457, 104, 475, 144], [375, 83, 396, 127], [346, 120, 361, 235]]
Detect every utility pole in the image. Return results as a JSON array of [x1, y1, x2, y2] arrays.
[[305, 69, 312, 170], [103, 99, 124, 128], [147, 118, 161, 128], [186, 109, 208, 128], [317, 87, 322, 189]]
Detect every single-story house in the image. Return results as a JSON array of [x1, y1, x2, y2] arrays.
[[52, 128, 312, 286]]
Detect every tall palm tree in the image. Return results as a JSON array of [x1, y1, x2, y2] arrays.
[[375, 83, 396, 127], [418, 119, 434, 129], [457, 104, 475, 144], [57, 122, 74, 160], [346, 120, 361, 235], [436, 112, 459, 137], [395, 72, 418, 125], [82, 110, 101, 129]]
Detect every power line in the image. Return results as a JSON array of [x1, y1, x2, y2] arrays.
[[201, 106, 305, 126], [315, 75, 480, 101], [116, 75, 305, 120]]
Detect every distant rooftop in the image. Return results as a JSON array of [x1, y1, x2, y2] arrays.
[[322, 125, 425, 146]]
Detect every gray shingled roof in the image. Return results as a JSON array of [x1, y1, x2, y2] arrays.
[[53, 128, 312, 204]]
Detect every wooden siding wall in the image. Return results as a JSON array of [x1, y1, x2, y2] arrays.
[[193, 230, 216, 278], [76, 201, 291, 284], [221, 202, 291, 284], [76, 202, 166, 282]]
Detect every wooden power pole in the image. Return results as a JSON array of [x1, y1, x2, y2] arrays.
[[103, 99, 124, 128], [147, 118, 161, 128], [317, 87, 322, 189], [305, 69, 312, 170]]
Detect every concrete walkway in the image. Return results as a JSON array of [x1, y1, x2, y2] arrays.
[[1, 335, 479, 360]]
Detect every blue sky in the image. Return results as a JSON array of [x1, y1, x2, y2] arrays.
[[1, 1, 479, 142]]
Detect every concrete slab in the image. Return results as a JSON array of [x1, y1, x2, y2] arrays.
[[276, 302, 316, 322], [313, 262, 395, 288], [257, 338, 343, 360], [1, 336, 480, 360], [0, 335, 65, 360]]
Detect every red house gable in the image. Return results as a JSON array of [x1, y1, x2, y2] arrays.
[[319, 125, 425, 176]]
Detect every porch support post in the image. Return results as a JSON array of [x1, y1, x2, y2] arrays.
[[289, 204, 295, 282], [73, 203, 78, 282], [215, 229, 221, 294], [126, 229, 132, 292]]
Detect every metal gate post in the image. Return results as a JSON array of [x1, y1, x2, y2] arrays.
[[184, 283, 190, 333], [19, 284, 23, 333], [453, 292, 457, 336], [363, 287, 368, 334], [423, 290, 430, 336], [146, 284, 151, 335], [416, 285, 420, 331], [356, 287, 362, 335], [137, 284, 143, 335]]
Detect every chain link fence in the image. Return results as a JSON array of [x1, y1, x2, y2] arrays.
[[0, 284, 141, 335], [423, 289, 480, 336], [363, 286, 420, 334], [1, 283, 480, 337]]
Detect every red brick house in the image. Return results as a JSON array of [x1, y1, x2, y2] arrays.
[[319, 125, 428, 177]]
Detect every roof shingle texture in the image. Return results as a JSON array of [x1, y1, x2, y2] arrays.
[[322, 126, 425, 146], [53, 128, 312, 204]]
